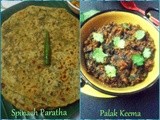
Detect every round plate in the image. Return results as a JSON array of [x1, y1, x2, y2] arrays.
[[1, 1, 79, 119]]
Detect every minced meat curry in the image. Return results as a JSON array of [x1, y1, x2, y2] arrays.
[[83, 22, 155, 88]]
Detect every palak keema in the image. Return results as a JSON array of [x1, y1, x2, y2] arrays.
[[1, 5, 79, 111]]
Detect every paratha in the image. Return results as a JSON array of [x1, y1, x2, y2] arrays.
[[2, 6, 79, 111], [2, 83, 47, 111]]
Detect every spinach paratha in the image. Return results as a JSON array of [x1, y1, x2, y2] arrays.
[[2, 6, 79, 111]]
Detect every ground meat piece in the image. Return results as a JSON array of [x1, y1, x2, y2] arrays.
[[145, 60, 154, 72], [83, 41, 99, 52]]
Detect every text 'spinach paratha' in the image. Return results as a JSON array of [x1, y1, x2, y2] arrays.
[[2, 6, 79, 111]]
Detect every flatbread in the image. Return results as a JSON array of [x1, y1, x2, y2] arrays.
[[2, 6, 79, 111], [2, 83, 46, 111]]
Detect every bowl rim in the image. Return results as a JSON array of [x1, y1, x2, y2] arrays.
[[80, 10, 159, 96], [81, 71, 159, 96], [67, 0, 80, 11], [81, 9, 158, 29]]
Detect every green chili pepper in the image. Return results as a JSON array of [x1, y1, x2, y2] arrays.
[[44, 30, 51, 65]]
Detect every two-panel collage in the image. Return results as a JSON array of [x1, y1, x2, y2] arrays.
[[0, 0, 159, 119]]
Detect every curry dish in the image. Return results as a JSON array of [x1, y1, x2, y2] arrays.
[[83, 22, 155, 88], [71, 0, 80, 8]]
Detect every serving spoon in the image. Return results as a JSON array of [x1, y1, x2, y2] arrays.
[[120, 1, 159, 26]]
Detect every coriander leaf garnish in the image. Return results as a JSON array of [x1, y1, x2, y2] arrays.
[[93, 32, 104, 43], [122, 23, 130, 29], [131, 54, 145, 66], [92, 47, 108, 63], [105, 65, 117, 77], [135, 30, 145, 40], [143, 47, 151, 59], [113, 36, 125, 48]]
